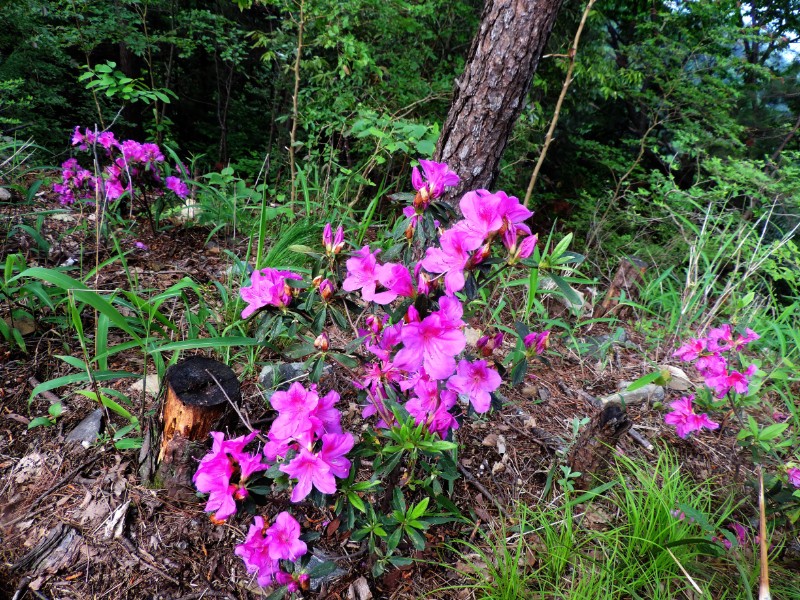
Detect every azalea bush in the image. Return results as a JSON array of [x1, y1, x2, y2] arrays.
[[666, 325, 800, 521], [54, 126, 191, 233], [191, 159, 564, 593]]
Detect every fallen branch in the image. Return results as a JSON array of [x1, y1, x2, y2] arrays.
[[457, 462, 510, 520]]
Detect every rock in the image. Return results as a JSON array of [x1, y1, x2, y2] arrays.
[[579, 331, 628, 358], [259, 361, 331, 389], [347, 576, 373, 600], [128, 374, 161, 397], [599, 384, 664, 406], [65, 409, 104, 445], [464, 326, 482, 347], [0, 187, 11, 201]]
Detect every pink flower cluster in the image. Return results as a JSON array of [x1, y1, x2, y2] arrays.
[[55, 126, 190, 205], [240, 268, 302, 318], [672, 324, 759, 399], [235, 512, 309, 588], [354, 296, 502, 438], [421, 189, 535, 296], [192, 431, 268, 522], [346, 162, 537, 303], [265, 382, 354, 503], [664, 394, 720, 439]]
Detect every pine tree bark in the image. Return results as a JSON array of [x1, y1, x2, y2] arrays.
[[434, 0, 565, 208]]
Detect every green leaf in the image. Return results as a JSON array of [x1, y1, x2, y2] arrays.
[[148, 336, 259, 353], [549, 274, 582, 307], [626, 371, 662, 392], [386, 527, 403, 552], [114, 438, 142, 450], [263, 585, 288, 600], [406, 526, 427, 550], [28, 416, 54, 429], [48, 403, 63, 418], [759, 422, 788, 441], [408, 497, 430, 521], [308, 560, 339, 579], [511, 360, 528, 386], [30, 371, 138, 404], [347, 491, 366, 513]]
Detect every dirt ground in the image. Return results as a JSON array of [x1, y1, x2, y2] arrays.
[[0, 194, 793, 599]]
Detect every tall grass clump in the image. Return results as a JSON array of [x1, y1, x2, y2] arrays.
[[438, 449, 754, 599]]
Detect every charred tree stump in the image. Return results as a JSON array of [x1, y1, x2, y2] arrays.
[[597, 257, 648, 318], [566, 403, 631, 492], [154, 356, 239, 499]]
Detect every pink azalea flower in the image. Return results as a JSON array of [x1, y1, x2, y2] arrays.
[[280, 447, 337, 502], [733, 328, 760, 349], [269, 382, 320, 440], [421, 224, 483, 295], [166, 176, 189, 198], [496, 190, 533, 233], [193, 451, 237, 521], [460, 190, 504, 241], [377, 263, 415, 300], [265, 512, 307, 561], [787, 467, 800, 488], [120, 139, 145, 163], [134, 241, 149, 250], [71, 126, 84, 147], [318, 432, 354, 478], [664, 394, 719, 438], [323, 223, 334, 252], [673, 337, 707, 361], [235, 516, 280, 587], [342, 246, 396, 304], [706, 324, 735, 352], [411, 159, 459, 200], [240, 267, 301, 318], [406, 388, 460, 437], [394, 303, 466, 379], [447, 359, 502, 413], [309, 390, 344, 435], [97, 131, 118, 150], [705, 364, 756, 398], [141, 142, 164, 163], [695, 353, 727, 377]]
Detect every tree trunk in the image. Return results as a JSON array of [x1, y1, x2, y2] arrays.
[[434, 0, 565, 207]]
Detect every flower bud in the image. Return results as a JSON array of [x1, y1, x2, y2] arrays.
[[365, 314, 383, 335], [332, 225, 345, 254], [319, 278, 335, 302], [322, 223, 334, 254], [314, 332, 330, 352], [312, 274, 323, 288]]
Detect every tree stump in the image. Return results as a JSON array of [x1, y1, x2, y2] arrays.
[[566, 403, 631, 492], [154, 356, 239, 499], [597, 257, 648, 318]]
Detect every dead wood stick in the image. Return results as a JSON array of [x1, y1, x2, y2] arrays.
[[204, 369, 267, 444], [117, 537, 180, 585], [457, 462, 510, 520], [627, 427, 654, 451], [556, 381, 602, 408], [28, 377, 62, 405], [28, 455, 100, 511]]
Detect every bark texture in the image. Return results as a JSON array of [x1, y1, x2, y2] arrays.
[[434, 0, 566, 207]]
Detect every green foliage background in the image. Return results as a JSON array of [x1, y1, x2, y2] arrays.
[[1, 0, 799, 300]]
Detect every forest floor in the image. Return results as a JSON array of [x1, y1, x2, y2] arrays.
[[0, 194, 793, 599]]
